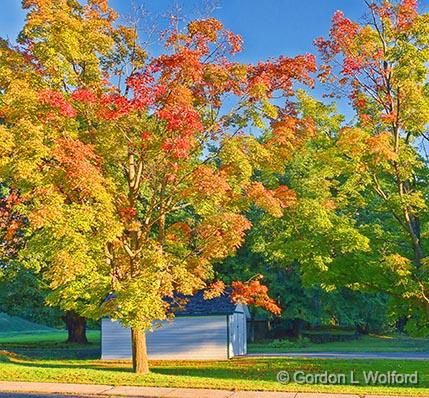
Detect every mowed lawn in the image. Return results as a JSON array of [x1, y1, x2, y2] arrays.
[[0, 330, 101, 360], [0, 312, 101, 359], [0, 352, 429, 396], [1, 332, 429, 396], [0, 330, 100, 344], [248, 334, 429, 353]]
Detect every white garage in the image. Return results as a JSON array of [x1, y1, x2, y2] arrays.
[[101, 291, 250, 360]]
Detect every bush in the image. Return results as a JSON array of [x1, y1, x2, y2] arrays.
[[262, 336, 311, 349], [302, 329, 361, 344]]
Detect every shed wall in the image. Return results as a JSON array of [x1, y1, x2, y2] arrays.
[[228, 311, 247, 356], [101, 315, 229, 360]]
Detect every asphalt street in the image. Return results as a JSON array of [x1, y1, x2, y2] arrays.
[[246, 351, 429, 360]]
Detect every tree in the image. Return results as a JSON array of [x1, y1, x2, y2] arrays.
[[0, 1, 315, 372], [0, 185, 91, 342], [314, 0, 429, 330], [0, 266, 64, 329], [248, 1, 429, 336], [0, 188, 62, 328], [0, 0, 125, 343], [218, 201, 391, 338], [251, 87, 429, 335]]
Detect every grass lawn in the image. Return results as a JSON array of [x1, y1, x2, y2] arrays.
[[0, 330, 100, 344], [0, 332, 429, 396], [0, 351, 428, 396], [0, 312, 55, 334], [249, 334, 429, 353], [0, 330, 101, 360]]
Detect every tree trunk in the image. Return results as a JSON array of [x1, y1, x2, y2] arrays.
[[131, 328, 150, 374], [356, 323, 369, 335], [408, 214, 423, 267], [62, 311, 88, 344], [290, 319, 304, 339], [396, 316, 408, 333]]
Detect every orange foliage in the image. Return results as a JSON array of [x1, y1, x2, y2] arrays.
[[38, 90, 77, 117], [0, 192, 23, 257], [203, 280, 226, 300], [71, 89, 98, 104], [366, 132, 397, 163], [231, 277, 281, 315], [248, 54, 316, 98], [52, 138, 104, 199], [191, 166, 231, 197], [274, 185, 297, 207], [247, 182, 295, 218], [196, 214, 252, 260], [166, 222, 192, 243]]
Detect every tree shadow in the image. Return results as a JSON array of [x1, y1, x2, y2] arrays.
[[6, 358, 133, 373], [3, 355, 302, 383], [0, 345, 100, 360], [2, 356, 427, 392]]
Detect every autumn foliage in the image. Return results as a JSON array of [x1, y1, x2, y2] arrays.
[[0, 0, 322, 373], [0, 192, 23, 259], [3, 0, 429, 371], [231, 277, 282, 315], [312, 0, 429, 327], [5, 0, 428, 373]]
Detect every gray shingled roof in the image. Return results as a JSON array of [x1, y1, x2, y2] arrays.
[[169, 290, 237, 316], [102, 289, 240, 316]]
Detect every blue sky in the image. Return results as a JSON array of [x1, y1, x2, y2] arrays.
[[2, 0, 429, 119], [3, 1, 428, 60]]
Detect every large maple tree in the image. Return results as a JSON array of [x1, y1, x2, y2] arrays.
[[0, 0, 315, 372], [251, 0, 429, 334], [316, 0, 429, 325]]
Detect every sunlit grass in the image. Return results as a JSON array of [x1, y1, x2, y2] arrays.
[[0, 330, 100, 345], [1, 330, 429, 395], [0, 351, 428, 396]]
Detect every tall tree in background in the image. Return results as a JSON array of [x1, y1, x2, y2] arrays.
[[0, 187, 90, 341], [316, 0, 429, 328], [225, 93, 389, 334], [218, 226, 390, 338], [0, 0, 126, 343], [251, 0, 429, 335], [0, 0, 315, 372]]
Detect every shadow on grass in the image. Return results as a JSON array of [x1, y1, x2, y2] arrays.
[[4, 357, 133, 373], [1, 354, 321, 384], [2, 352, 428, 391], [2, 360, 428, 395], [0, 342, 100, 360], [6, 348, 100, 360]]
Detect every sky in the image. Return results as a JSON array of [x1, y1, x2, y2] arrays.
[[3, 0, 428, 60], [2, 0, 429, 118]]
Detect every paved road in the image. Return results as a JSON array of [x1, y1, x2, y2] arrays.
[[246, 351, 429, 360]]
